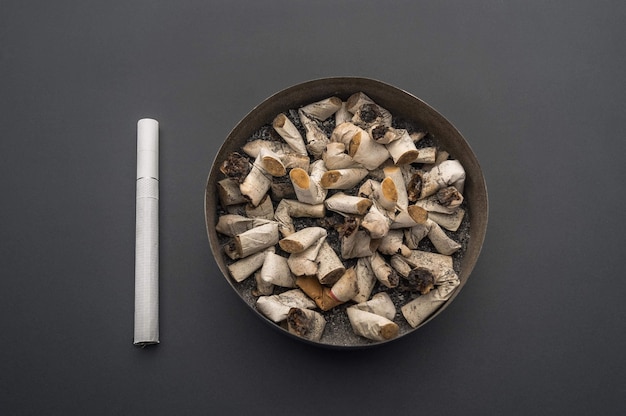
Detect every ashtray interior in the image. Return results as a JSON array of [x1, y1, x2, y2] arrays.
[[205, 77, 488, 348]]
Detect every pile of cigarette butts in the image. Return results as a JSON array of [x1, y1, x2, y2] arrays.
[[216, 92, 467, 343]]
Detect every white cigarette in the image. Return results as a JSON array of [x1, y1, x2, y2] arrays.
[[269, 180, 296, 201], [361, 202, 391, 239], [346, 307, 399, 341], [404, 218, 461, 255], [352, 257, 377, 303], [315, 241, 346, 285], [335, 101, 352, 125], [242, 139, 291, 158], [242, 138, 309, 171], [348, 129, 390, 170], [299, 96, 342, 121], [427, 208, 466, 232], [239, 154, 273, 207], [390, 205, 429, 229], [420, 159, 466, 199], [346, 93, 392, 129], [341, 228, 377, 259], [435, 270, 461, 293], [370, 251, 399, 288], [413, 192, 459, 215], [402, 250, 454, 281], [324, 192, 373, 216], [322, 142, 361, 170], [369, 125, 403, 145], [215, 214, 269, 237], [253, 270, 274, 296], [295, 275, 342, 311], [385, 129, 419, 165], [274, 199, 326, 237], [227, 247, 274, 283], [320, 168, 369, 190], [272, 113, 308, 155], [400, 278, 460, 328], [259, 147, 287, 177], [299, 108, 329, 158], [383, 166, 408, 211], [287, 307, 327, 342], [377, 229, 411, 257], [413, 147, 437, 164], [244, 194, 275, 220], [328, 267, 359, 302], [279, 226, 327, 254], [217, 178, 248, 207], [422, 149, 450, 171], [426, 219, 461, 255], [234, 222, 280, 258], [400, 293, 445, 329], [352, 292, 396, 321], [280, 153, 311, 171], [289, 160, 327, 205], [352, 104, 392, 129], [435, 186, 464, 209], [330, 121, 362, 148], [345, 92, 375, 113], [135, 118, 159, 346], [358, 178, 398, 212], [256, 288, 317, 323], [287, 235, 326, 277], [403, 222, 430, 249], [223, 239, 242, 261], [260, 251, 296, 288], [390, 254, 412, 278], [410, 131, 427, 143]]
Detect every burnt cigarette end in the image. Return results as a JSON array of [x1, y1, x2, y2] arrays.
[[287, 308, 311, 337], [371, 125, 388, 141], [358, 103, 381, 123], [220, 152, 250, 184], [405, 267, 435, 295], [337, 216, 359, 238], [387, 269, 400, 288], [380, 322, 400, 340], [407, 172, 423, 202], [436, 187, 462, 207]]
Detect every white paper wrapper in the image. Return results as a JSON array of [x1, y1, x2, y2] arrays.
[[134, 118, 159, 346], [256, 289, 316, 323], [346, 307, 399, 341]]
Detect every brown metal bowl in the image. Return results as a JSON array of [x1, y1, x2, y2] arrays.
[[204, 77, 488, 348]]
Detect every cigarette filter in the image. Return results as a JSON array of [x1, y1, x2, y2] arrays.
[[134, 118, 159, 346]]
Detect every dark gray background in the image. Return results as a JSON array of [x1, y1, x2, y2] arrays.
[[1, 1, 624, 414]]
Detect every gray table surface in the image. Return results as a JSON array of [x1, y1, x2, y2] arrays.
[[2, 1, 624, 415]]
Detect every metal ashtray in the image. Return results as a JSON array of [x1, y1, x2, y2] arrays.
[[204, 77, 488, 348]]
